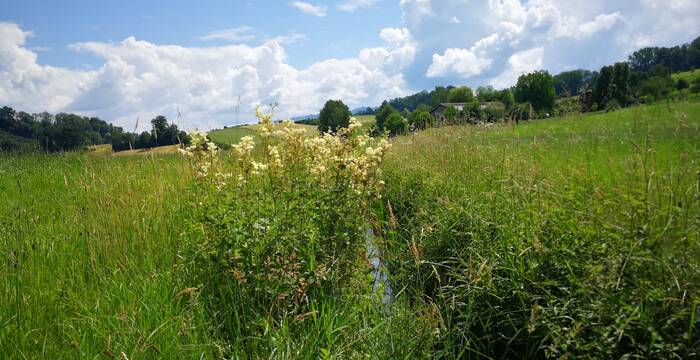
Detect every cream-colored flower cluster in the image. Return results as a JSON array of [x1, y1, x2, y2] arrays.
[[183, 107, 390, 199], [179, 129, 220, 179]]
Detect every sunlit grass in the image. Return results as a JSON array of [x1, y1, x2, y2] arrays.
[[1, 101, 698, 358]]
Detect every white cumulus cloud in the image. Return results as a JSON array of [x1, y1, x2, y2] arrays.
[[290, 1, 327, 17], [426, 48, 492, 78], [338, 0, 378, 12], [0, 22, 416, 131], [489, 47, 544, 89], [199, 27, 256, 42], [401, 0, 700, 88]]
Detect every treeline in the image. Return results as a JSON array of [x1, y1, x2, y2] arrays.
[[0, 106, 189, 152], [380, 35, 700, 118]]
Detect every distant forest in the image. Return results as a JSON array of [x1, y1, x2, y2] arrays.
[[0, 107, 189, 153]]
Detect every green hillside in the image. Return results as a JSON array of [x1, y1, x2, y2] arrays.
[[2, 101, 699, 358]]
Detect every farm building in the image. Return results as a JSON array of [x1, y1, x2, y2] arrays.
[[430, 102, 468, 121], [431, 102, 506, 124]]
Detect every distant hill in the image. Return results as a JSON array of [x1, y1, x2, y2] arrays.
[[291, 114, 318, 121]]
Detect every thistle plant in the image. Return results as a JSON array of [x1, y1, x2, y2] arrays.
[[180, 107, 390, 346]]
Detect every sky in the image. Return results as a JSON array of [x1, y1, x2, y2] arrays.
[[1, 0, 699, 130]]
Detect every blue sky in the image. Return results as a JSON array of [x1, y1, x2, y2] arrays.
[[1, 0, 699, 130], [7, 1, 399, 69]]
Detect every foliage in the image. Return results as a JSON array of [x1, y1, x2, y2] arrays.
[[628, 36, 700, 73], [515, 70, 556, 114], [0, 105, 188, 153], [676, 78, 690, 90], [181, 110, 393, 355], [3, 102, 700, 358], [443, 105, 458, 123], [383, 112, 408, 136], [691, 77, 700, 94], [509, 102, 535, 121], [375, 101, 399, 132], [553, 69, 597, 97], [637, 75, 675, 100], [384, 86, 453, 112], [447, 86, 474, 103], [408, 109, 434, 130], [477, 102, 506, 122], [553, 96, 582, 117], [477, 87, 515, 110], [381, 102, 700, 358], [0, 129, 36, 152], [318, 99, 351, 134]]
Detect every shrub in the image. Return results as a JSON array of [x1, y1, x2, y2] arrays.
[[510, 102, 535, 121], [375, 102, 399, 132], [180, 109, 391, 351], [640, 94, 655, 104], [384, 112, 408, 136], [408, 110, 434, 130], [691, 78, 700, 94], [604, 98, 621, 112], [553, 96, 582, 117]]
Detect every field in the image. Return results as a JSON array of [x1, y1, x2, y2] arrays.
[[1, 102, 699, 358], [208, 122, 317, 146]]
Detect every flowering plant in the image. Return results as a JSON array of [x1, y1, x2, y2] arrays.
[[181, 107, 390, 340]]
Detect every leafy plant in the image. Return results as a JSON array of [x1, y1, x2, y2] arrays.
[[180, 109, 391, 354]]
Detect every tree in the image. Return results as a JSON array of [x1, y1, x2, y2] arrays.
[[629, 47, 660, 73], [690, 78, 700, 94], [135, 131, 153, 149], [515, 71, 555, 114], [0, 106, 17, 131], [151, 115, 168, 146], [499, 89, 515, 110], [476, 86, 498, 102], [318, 100, 351, 133], [383, 112, 407, 136], [375, 102, 399, 131], [553, 70, 596, 97], [638, 75, 674, 99], [611, 62, 630, 106], [428, 86, 450, 108], [592, 66, 614, 109], [447, 86, 474, 103]]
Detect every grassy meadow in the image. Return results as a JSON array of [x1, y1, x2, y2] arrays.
[[208, 122, 317, 147], [1, 102, 699, 358]]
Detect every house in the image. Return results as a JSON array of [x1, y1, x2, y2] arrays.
[[430, 101, 506, 124], [430, 102, 468, 124]]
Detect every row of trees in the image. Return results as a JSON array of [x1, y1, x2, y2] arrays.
[[0, 106, 189, 152], [628, 37, 700, 74], [317, 34, 700, 138], [374, 35, 700, 125]]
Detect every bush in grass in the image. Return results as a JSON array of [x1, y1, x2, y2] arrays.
[[604, 98, 621, 112], [384, 112, 408, 136], [408, 110, 434, 130], [180, 109, 390, 347]]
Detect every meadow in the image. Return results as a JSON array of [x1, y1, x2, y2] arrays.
[[1, 102, 698, 358], [208, 123, 317, 147]]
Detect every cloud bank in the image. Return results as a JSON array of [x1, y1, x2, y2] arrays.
[[0, 22, 415, 130]]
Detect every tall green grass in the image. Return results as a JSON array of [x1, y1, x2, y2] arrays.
[[0, 154, 213, 358], [1, 102, 698, 358], [380, 102, 700, 358]]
